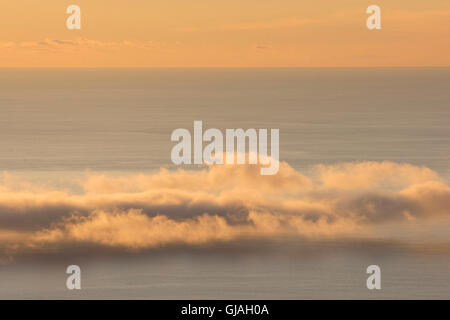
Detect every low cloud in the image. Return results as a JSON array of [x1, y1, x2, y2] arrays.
[[0, 161, 449, 258]]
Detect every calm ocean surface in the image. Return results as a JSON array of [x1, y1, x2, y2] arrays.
[[0, 68, 449, 299]]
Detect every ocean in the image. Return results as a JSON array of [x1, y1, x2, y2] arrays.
[[0, 68, 449, 299]]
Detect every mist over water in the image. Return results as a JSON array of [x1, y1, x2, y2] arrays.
[[0, 68, 449, 299]]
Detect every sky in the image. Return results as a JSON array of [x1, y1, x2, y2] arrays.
[[0, 0, 449, 67]]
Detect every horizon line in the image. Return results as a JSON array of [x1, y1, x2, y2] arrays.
[[1, 66, 449, 70]]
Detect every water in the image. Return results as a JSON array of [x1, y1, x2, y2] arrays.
[[1, 68, 448, 176], [0, 68, 449, 299]]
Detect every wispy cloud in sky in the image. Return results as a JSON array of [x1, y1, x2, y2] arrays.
[[0, 38, 158, 51]]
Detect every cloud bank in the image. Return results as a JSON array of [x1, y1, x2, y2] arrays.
[[0, 161, 449, 258]]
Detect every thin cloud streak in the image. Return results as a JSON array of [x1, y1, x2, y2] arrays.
[[0, 38, 159, 51]]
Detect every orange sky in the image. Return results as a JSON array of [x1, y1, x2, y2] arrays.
[[1, 0, 449, 67]]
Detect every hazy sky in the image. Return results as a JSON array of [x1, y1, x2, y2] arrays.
[[1, 0, 450, 67]]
